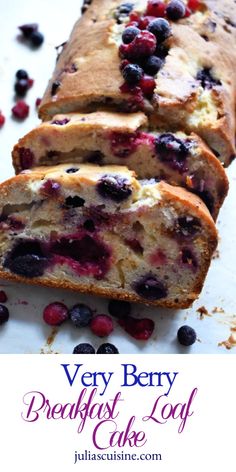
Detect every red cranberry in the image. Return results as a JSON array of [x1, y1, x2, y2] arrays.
[[28, 78, 34, 88], [43, 302, 69, 326], [12, 100, 29, 119], [118, 316, 155, 340], [0, 290, 7, 303], [119, 31, 156, 60], [0, 112, 5, 128], [187, 0, 200, 11], [129, 11, 140, 22], [146, 0, 166, 17], [90, 314, 113, 337], [139, 75, 156, 97], [35, 97, 41, 107], [19, 147, 34, 169], [40, 179, 61, 196]]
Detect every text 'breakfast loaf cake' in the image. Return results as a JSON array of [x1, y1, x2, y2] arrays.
[[39, 0, 236, 166], [12, 110, 228, 220], [0, 164, 217, 308]]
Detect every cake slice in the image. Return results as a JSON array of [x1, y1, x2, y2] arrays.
[[38, 0, 236, 165], [12, 111, 228, 220], [0, 163, 217, 308]]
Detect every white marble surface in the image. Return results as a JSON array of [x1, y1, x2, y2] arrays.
[[0, 0, 235, 354]]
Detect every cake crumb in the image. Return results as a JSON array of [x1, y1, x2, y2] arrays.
[[212, 306, 225, 314], [197, 306, 210, 319], [218, 328, 236, 350]]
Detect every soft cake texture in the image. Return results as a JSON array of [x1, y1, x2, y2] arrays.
[[12, 111, 228, 220], [0, 164, 217, 308]]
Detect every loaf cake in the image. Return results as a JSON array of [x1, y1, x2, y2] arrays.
[[38, 0, 236, 166], [0, 164, 217, 308], [12, 110, 228, 219]]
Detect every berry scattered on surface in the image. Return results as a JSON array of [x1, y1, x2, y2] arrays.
[[73, 343, 95, 354], [18, 23, 39, 38], [108, 299, 131, 318], [0, 291, 7, 303], [177, 325, 197, 346], [16, 69, 29, 80], [90, 314, 114, 337], [14, 79, 29, 96], [0, 112, 5, 128], [69, 303, 93, 327], [118, 315, 155, 340], [0, 305, 9, 325], [12, 100, 29, 119], [30, 31, 44, 47], [122, 63, 143, 85], [166, 0, 186, 20], [43, 302, 69, 326], [97, 343, 119, 354], [35, 97, 41, 108]]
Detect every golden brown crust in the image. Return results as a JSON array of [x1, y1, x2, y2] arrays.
[[38, 0, 236, 165], [0, 266, 211, 309]]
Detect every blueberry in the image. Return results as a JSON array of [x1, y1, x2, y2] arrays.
[[176, 216, 201, 237], [65, 196, 85, 208], [196, 68, 221, 89], [122, 63, 143, 85], [97, 343, 119, 354], [73, 343, 95, 354], [14, 79, 29, 96], [0, 305, 9, 325], [166, 0, 186, 20], [83, 219, 96, 232], [16, 69, 28, 80], [134, 274, 167, 300], [177, 325, 197, 346], [115, 3, 134, 23], [69, 303, 93, 327], [143, 56, 163, 76], [66, 167, 79, 173], [30, 31, 44, 47], [51, 80, 61, 96], [122, 26, 140, 44], [155, 43, 169, 59], [97, 174, 132, 202], [155, 133, 189, 172], [148, 18, 171, 42], [4, 241, 48, 278], [108, 299, 131, 318]]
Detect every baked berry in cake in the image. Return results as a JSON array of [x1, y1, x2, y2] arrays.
[[38, 0, 236, 165], [0, 163, 217, 308], [12, 111, 228, 219]]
